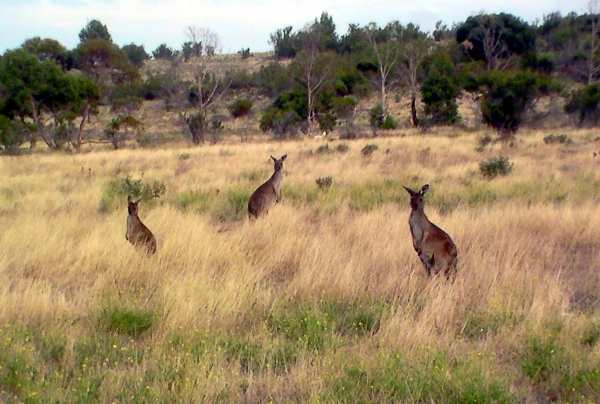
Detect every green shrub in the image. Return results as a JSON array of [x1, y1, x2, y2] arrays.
[[316, 176, 333, 191], [543, 134, 570, 144], [361, 143, 379, 156], [174, 191, 213, 213], [336, 143, 349, 153], [316, 144, 330, 154], [100, 175, 166, 213], [479, 156, 514, 179], [381, 115, 398, 130], [228, 98, 253, 119]]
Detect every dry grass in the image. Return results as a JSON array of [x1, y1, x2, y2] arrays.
[[1, 128, 600, 402]]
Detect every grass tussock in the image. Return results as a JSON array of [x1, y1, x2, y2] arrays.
[[0, 129, 600, 402]]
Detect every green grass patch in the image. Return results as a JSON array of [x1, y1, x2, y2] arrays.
[[348, 179, 403, 212], [323, 350, 514, 403], [99, 306, 154, 338]]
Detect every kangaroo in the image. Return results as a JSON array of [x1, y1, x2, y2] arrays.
[[403, 184, 458, 278], [126, 196, 157, 255], [248, 155, 287, 219]]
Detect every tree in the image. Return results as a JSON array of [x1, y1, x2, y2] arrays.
[[0, 49, 100, 149], [103, 116, 142, 149], [79, 19, 112, 43], [421, 48, 460, 125], [74, 39, 139, 97], [474, 70, 543, 139], [122, 43, 149, 68], [174, 27, 231, 144], [364, 22, 402, 123], [293, 22, 334, 137], [396, 24, 432, 127], [564, 83, 600, 126], [21, 37, 67, 65], [582, 0, 600, 83], [456, 13, 536, 70], [152, 44, 177, 60], [269, 26, 297, 59]]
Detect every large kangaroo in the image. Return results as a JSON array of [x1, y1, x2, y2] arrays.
[[126, 196, 157, 255], [403, 184, 458, 278], [248, 155, 287, 219]]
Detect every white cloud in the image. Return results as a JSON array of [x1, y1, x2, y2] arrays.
[[0, 0, 583, 54]]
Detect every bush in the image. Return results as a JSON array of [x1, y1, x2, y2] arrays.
[[228, 98, 253, 119], [316, 144, 330, 154], [361, 144, 379, 156], [100, 175, 165, 213], [316, 176, 333, 191], [543, 134, 570, 144], [479, 156, 514, 178], [336, 143, 349, 153]]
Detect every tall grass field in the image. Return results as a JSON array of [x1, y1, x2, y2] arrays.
[[1, 128, 599, 403]]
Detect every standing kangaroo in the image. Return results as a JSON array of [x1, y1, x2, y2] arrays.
[[126, 196, 157, 255], [248, 155, 287, 219], [403, 184, 458, 278]]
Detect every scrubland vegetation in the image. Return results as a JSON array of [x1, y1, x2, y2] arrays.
[[1, 128, 600, 402]]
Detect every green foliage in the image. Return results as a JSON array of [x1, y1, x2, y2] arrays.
[[520, 332, 600, 402], [21, 36, 67, 65], [336, 143, 349, 153], [182, 41, 202, 61], [213, 187, 251, 222], [99, 307, 154, 337], [79, 19, 112, 43], [152, 44, 178, 60], [479, 156, 514, 178], [227, 98, 253, 119], [269, 26, 297, 58], [103, 115, 143, 149], [174, 190, 213, 213], [565, 83, 600, 127], [456, 13, 536, 69], [361, 143, 379, 156], [122, 43, 149, 68], [543, 133, 570, 144], [476, 70, 541, 138], [101, 175, 165, 213], [348, 178, 403, 211], [422, 48, 460, 125], [239, 48, 252, 59], [316, 144, 330, 154], [381, 115, 398, 129], [316, 176, 333, 191], [369, 104, 384, 130], [323, 351, 514, 403]]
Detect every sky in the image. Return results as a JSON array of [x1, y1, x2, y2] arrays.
[[0, 0, 585, 55]]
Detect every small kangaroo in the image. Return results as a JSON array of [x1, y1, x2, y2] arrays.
[[126, 196, 157, 255], [248, 155, 287, 219], [403, 184, 458, 278]]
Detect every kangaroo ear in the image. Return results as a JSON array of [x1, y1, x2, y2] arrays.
[[280, 154, 287, 161], [128, 195, 132, 203], [402, 186, 414, 195], [135, 198, 143, 204], [270, 155, 276, 162], [420, 184, 430, 195]]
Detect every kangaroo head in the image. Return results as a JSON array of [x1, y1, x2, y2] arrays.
[[403, 184, 429, 210], [270, 154, 287, 172], [127, 195, 143, 215]]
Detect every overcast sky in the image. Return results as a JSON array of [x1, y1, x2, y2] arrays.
[[0, 0, 585, 55]]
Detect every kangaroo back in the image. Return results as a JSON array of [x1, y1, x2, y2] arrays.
[[248, 155, 287, 219], [126, 196, 157, 255], [403, 184, 457, 278]]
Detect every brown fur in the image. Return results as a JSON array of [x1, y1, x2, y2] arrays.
[[403, 184, 458, 278], [126, 196, 157, 255], [248, 155, 287, 219]]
